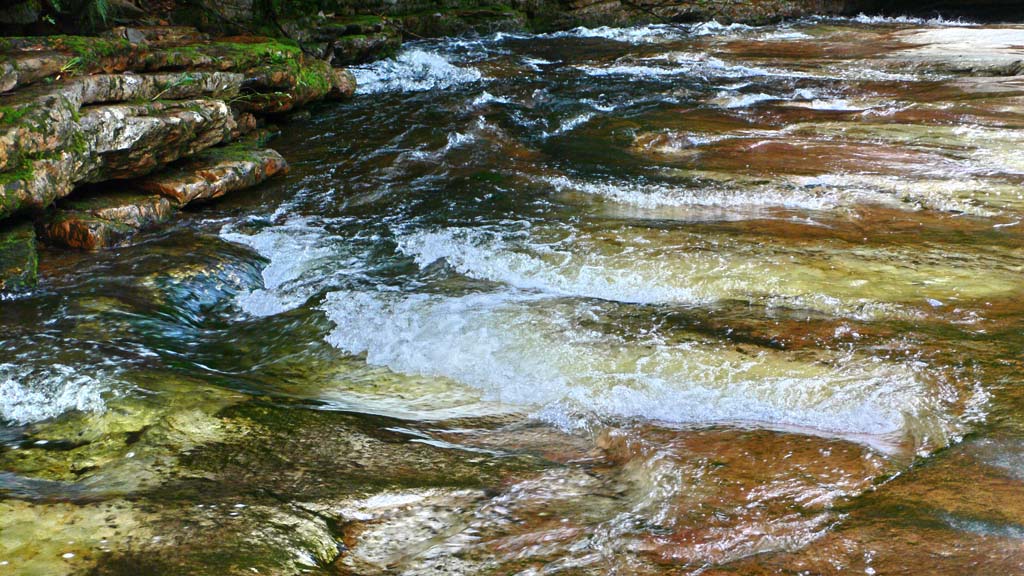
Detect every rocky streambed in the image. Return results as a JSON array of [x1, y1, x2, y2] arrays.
[[3, 9, 1024, 576]]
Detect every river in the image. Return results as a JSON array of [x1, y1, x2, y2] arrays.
[[2, 15, 1024, 575]]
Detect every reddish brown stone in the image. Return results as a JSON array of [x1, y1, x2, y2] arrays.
[[138, 147, 288, 205], [39, 193, 175, 250]]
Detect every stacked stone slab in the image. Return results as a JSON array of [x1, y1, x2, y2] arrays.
[[0, 28, 355, 292]]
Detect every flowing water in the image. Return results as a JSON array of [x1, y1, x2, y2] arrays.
[[3, 16, 1024, 575]]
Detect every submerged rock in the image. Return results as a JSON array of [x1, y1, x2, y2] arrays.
[[0, 219, 36, 292]]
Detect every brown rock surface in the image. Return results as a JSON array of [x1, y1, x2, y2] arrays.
[[139, 146, 289, 205], [39, 192, 175, 250]]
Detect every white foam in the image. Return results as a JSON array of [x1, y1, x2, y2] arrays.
[[713, 91, 779, 108], [220, 216, 358, 316], [759, 29, 813, 40], [543, 24, 681, 44], [542, 112, 596, 138], [689, 20, 754, 36], [321, 290, 957, 447], [805, 98, 861, 111], [580, 53, 801, 80], [540, 174, 839, 211], [471, 91, 511, 107], [352, 49, 483, 94], [576, 64, 687, 78], [539, 21, 760, 44], [397, 227, 706, 305], [792, 173, 1022, 217], [0, 364, 108, 425], [396, 222, 1021, 321], [848, 13, 975, 27], [521, 56, 556, 71]]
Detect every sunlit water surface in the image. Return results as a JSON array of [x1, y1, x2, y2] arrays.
[[3, 15, 1024, 575]]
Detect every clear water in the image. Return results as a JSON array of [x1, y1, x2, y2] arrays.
[[3, 16, 1024, 575]]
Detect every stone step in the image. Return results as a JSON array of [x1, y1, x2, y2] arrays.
[[139, 146, 288, 205], [38, 144, 287, 250], [38, 193, 175, 250]]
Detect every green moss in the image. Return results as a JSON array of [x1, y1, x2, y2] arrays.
[[0, 104, 33, 127], [0, 157, 35, 186], [70, 130, 88, 155], [208, 39, 303, 69], [53, 35, 132, 67], [295, 59, 331, 93]]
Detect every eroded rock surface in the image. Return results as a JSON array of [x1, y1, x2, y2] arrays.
[[0, 29, 353, 261]]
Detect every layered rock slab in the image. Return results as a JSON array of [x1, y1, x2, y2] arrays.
[[39, 146, 288, 249], [0, 77, 239, 219], [39, 193, 174, 250], [0, 33, 354, 220], [138, 146, 288, 205]]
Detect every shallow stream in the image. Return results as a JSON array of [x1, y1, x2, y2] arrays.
[[3, 15, 1024, 575]]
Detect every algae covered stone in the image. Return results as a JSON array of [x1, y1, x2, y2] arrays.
[[0, 219, 36, 291]]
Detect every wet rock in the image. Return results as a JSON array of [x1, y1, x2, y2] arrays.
[[713, 437, 1024, 575], [398, 7, 529, 39], [0, 32, 351, 224], [172, 403, 540, 503], [0, 376, 348, 576], [0, 219, 36, 292], [330, 30, 403, 66], [0, 51, 67, 94], [0, 95, 234, 219], [0, 36, 137, 93], [281, 15, 402, 66], [0, 499, 153, 575], [233, 58, 344, 114], [0, 372, 244, 489], [892, 28, 1024, 76], [0, 70, 243, 177], [102, 26, 210, 45], [330, 67, 356, 99], [138, 146, 288, 206], [38, 193, 175, 250]]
